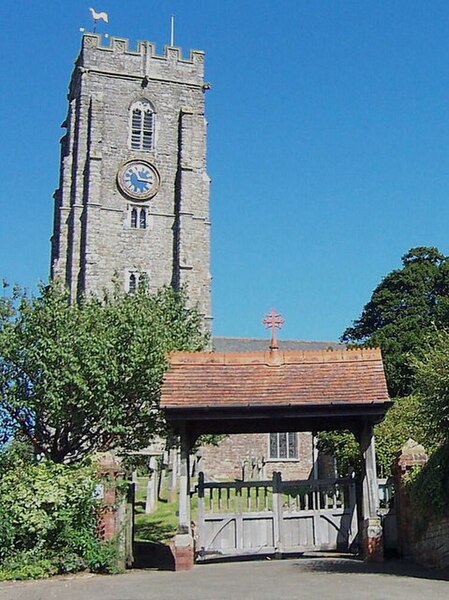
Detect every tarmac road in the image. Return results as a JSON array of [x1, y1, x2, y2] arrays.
[[1, 554, 449, 600]]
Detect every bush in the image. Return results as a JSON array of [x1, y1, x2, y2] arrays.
[[0, 551, 57, 581], [0, 455, 121, 579], [407, 443, 449, 518]]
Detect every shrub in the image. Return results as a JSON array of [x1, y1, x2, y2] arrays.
[[407, 443, 449, 519], [0, 456, 121, 579]]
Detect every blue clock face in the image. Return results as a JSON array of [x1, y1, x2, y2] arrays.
[[118, 160, 159, 200]]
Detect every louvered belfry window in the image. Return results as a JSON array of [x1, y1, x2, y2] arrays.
[[130, 100, 154, 151]]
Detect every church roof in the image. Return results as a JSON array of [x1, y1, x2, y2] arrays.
[[212, 337, 345, 352], [161, 347, 389, 410]]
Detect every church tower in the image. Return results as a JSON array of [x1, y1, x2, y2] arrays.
[[51, 34, 212, 327]]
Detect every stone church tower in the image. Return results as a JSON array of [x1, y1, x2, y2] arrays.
[[51, 34, 212, 327]]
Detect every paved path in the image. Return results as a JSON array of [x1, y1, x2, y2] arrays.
[[1, 555, 449, 600]]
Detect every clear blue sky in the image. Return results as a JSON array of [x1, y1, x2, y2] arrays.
[[1, 1, 449, 342]]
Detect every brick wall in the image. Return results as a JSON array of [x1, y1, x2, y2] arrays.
[[201, 432, 314, 481]]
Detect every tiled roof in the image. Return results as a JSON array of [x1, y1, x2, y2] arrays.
[[212, 337, 345, 352], [161, 348, 390, 409]]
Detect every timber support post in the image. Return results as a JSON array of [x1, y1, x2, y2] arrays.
[[173, 428, 194, 570], [359, 421, 383, 562]]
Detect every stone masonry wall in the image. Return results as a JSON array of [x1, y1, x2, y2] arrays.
[[410, 518, 449, 569], [394, 441, 449, 569], [51, 34, 211, 325], [201, 433, 314, 481]]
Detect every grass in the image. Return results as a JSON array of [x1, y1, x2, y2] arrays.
[[134, 503, 178, 544], [133, 476, 201, 544], [134, 477, 180, 544]]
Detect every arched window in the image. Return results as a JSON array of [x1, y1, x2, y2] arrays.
[[139, 208, 146, 229], [130, 100, 155, 151], [130, 208, 138, 228], [129, 273, 137, 294]]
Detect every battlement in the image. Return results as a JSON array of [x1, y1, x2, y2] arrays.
[[78, 33, 205, 84]]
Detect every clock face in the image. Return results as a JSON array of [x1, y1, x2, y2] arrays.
[[117, 160, 160, 200]]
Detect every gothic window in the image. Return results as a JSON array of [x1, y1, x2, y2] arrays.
[[269, 433, 298, 460], [129, 100, 155, 151], [139, 208, 146, 229], [129, 206, 148, 229], [127, 271, 148, 294], [128, 273, 137, 294]]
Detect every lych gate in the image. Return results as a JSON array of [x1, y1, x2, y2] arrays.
[[160, 347, 392, 569]]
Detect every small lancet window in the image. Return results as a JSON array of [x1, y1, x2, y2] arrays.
[[130, 208, 138, 228], [130, 100, 155, 151], [129, 273, 137, 294], [139, 208, 147, 229]]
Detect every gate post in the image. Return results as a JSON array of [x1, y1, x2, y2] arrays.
[[173, 429, 194, 571], [393, 439, 428, 557], [97, 452, 134, 569], [359, 421, 383, 562]]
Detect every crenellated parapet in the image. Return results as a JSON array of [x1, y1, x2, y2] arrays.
[[77, 33, 205, 86]]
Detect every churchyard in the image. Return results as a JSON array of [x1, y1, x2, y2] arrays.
[[2, 5, 449, 589]]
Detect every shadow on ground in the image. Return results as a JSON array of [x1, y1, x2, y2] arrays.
[[133, 541, 175, 571], [293, 553, 449, 583], [195, 550, 449, 583], [132, 542, 449, 582]]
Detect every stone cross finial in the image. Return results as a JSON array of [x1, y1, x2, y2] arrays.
[[262, 308, 285, 350]]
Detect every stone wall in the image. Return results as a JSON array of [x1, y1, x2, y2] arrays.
[[51, 33, 211, 326], [201, 433, 314, 481], [410, 518, 449, 569], [394, 440, 449, 569]]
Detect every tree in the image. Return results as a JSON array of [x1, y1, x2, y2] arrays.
[[342, 246, 449, 397], [317, 395, 438, 477], [319, 246, 449, 474], [414, 329, 449, 442], [0, 281, 207, 463]]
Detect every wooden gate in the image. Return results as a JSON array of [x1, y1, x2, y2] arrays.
[[196, 472, 358, 560]]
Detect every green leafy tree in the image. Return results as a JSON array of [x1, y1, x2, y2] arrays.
[[317, 396, 437, 477], [320, 247, 449, 474], [342, 246, 449, 397], [0, 281, 207, 463], [375, 394, 439, 473], [414, 329, 449, 442]]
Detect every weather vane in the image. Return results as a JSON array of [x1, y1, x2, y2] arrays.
[[262, 308, 285, 350], [80, 7, 109, 35], [89, 7, 109, 32]]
